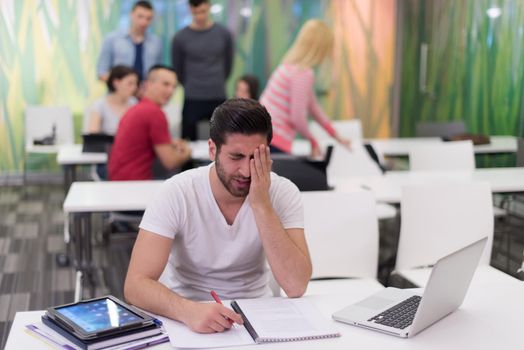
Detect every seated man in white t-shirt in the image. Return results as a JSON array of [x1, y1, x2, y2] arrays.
[[124, 98, 312, 334]]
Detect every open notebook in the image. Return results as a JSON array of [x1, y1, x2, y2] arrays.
[[158, 298, 340, 348]]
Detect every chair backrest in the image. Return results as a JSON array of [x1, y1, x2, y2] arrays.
[[327, 142, 383, 183], [196, 120, 211, 140], [395, 182, 494, 270], [310, 119, 363, 143], [272, 154, 330, 191], [163, 102, 182, 138], [409, 140, 475, 171], [517, 137, 524, 167], [302, 190, 379, 279], [25, 106, 74, 147], [415, 120, 466, 138]]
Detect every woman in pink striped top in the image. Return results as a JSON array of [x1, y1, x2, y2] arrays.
[[260, 19, 351, 157]]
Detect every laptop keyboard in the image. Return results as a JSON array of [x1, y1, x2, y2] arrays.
[[368, 295, 422, 330]]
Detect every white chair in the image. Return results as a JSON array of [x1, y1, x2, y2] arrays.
[[295, 190, 383, 296], [25, 106, 74, 151], [309, 119, 363, 143], [24, 106, 74, 180], [408, 140, 506, 218], [327, 142, 383, 186], [394, 182, 517, 287], [163, 102, 182, 138], [409, 140, 475, 171]]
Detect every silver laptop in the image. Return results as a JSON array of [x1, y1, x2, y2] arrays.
[[332, 237, 487, 338]]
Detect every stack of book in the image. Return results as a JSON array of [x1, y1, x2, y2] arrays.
[[26, 296, 168, 350]]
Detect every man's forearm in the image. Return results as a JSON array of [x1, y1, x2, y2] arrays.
[[251, 204, 312, 297], [124, 275, 192, 322]]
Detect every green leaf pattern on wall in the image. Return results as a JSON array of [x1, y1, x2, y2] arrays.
[[0, 0, 395, 173]]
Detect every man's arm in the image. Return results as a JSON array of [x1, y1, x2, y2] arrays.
[[87, 110, 102, 133], [153, 139, 191, 170], [97, 35, 113, 81], [171, 34, 185, 85], [124, 229, 243, 333], [223, 29, 234, 80], [249, 145, 312, 297]]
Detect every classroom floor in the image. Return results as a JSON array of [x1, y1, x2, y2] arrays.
[[0, 184, 522, 348]]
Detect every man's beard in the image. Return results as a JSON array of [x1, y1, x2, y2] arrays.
[[215, 156, 250, 198]]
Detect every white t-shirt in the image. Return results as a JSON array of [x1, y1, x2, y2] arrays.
[[139, 163, 304, 301]]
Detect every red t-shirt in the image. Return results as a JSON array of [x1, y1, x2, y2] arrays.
[[108, 98, 171, 180]]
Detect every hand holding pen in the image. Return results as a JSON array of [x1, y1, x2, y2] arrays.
[[178, 290, 243, 333]]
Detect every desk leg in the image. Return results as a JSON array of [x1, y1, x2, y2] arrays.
[[63, 164, 76, 193], [74, 270, 83, 302], [71, 212, 95, 300]]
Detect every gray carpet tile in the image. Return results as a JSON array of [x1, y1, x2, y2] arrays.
[[0, 184, 138, 348]]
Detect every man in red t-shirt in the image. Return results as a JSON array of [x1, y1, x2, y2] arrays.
[[109, 65, 191, 180]]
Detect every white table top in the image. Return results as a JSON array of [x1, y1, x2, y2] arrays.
[[57, 142, 210, 166], [56, 144, 107, 165], [370, 135, 517, 157], [369, 137, 443, 157], [63, 179, 396, 219], [290, 135, 517, 158], [26, 143, 63, 154], [471, 135, 518, 154], [63, 180, 163, 213], [334, 167, 524, 203], [6, 282, 524, 350]]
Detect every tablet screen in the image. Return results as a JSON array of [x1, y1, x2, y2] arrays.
[[55, 298, 143, 333]]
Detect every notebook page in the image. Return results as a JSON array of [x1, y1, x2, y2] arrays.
[[155, 315, 254, 349], [235, 298, 340, 342]]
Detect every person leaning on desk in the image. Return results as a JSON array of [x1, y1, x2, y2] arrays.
[[124, 98, 312, 333], [108, 65, 191, 180]]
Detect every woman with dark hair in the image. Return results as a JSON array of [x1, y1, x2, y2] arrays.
[[86, 65, 139, 135], [235, 74, 259, 100]]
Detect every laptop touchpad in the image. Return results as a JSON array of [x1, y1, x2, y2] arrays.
[[356, 296, 395, 310]]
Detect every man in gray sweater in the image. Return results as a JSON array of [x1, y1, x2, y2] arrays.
[[171, 0, 234, 141]]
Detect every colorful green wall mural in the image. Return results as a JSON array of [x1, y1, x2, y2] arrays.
[[398, 0, 524, 138], [0, 0, 396, 173]]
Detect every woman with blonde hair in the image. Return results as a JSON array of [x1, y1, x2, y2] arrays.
[[260, 19, 350, 156]]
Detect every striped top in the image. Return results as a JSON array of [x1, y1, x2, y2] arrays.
[[260, 63, 336, 153]]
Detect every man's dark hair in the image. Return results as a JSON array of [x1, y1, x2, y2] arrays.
[[189, 0, 209, 7], [106, 65, 138, 92], [146, 64, 176, 80], [133, 0, 153, 11], [210, 98, 272, 150], [238, 74, 260, 100]]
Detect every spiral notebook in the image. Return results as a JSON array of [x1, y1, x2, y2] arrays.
[[158, 297, 340, 348]]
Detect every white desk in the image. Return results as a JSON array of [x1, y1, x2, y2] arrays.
[[62, 179, 396, 301], [63, 180, 163, 301], [57, 144, 108, 166], [289, 136, 517, 160], [56, 144, 108, 191], [5, 283, 523, 350], [369, 137, 443, 157], [471, 135, 518, 154], [370, 136, 517, 157], [57, 143, 212, 190], [333, 167, 524, 204]]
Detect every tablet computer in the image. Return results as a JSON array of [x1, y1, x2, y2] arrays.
[[46, 295, 157, 340]]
